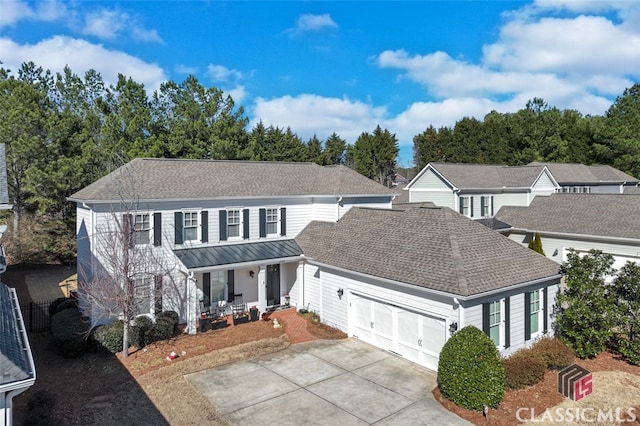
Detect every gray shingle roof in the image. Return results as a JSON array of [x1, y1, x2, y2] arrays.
[[428, 163, 547, 189], [1, 283, 33, 385], [174, 239, 303, 269], [495, 193, 640, 240], [69, 159, 394, 202], [529, 162, 638, 184], [295, 206, 560, 297]]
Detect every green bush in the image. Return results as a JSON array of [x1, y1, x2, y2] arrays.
[[130, 315, 154, 348], [618, 337, 640, 365], [94, 320, 125, 353], [48, 297, 68, 318], [503, 349, 546, 390], [159, 310, 180, 332], [437, 326, 505, 410], [50, 308, 88, 358], [530, 337, 575, 370], [155, 317, 176, 340]]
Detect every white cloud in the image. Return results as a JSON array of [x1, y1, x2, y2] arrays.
[[82, 8, 163, 43], [207, 64, 243, 83], [0, 36, 167, 93], [286, 13, 338, 37], [252, 94, 386, 143], [227, 85, 247, 105], [0, 0, 67, 28], [175, 64, 198, 75]]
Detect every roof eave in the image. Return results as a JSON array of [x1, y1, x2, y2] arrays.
[[506, 227, 640, 245]]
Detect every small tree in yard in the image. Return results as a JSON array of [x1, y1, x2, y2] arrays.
[[78, 163, 178, 358], [527, 232, 545, 256], [555, 249, 616, 359], [612, 261, 640, 364]]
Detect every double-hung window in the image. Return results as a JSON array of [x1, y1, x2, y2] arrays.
[[459, 196, 472, 217], [184, 212, 199, 241], [133, 213, 151, 245], [530, 290, 541, 335], [266, 208, 278, 235], [480, 196, 493, 217], [133, 276, 152, 316], [227, 209, 241, 238], [526, 289, 545, 340], [489, 300, 502, 346]]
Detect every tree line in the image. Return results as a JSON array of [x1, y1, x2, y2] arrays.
[[413, 89, 640, 179], [0, 62, 399, 263]]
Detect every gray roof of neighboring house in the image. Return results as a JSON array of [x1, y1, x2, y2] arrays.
[[296, 206, 560, 297], [427, 163, 547, 189], [529, 162, 638, 184], [69, 159, 394, 202], [495, 193, 640, 240], [0, 282, 34, 386], [174, 239, 303, 269], [624, 186, 640, 194]]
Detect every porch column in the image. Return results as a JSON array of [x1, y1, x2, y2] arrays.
[[296, 262, 304, 309], [186, 272, 197, 335], [257, 266, 267, 313]]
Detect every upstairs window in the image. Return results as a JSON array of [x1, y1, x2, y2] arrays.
[[266, 208, 278, 235], [133, 213, 150, 245], [459, 196, 472, 217], [184, 212, 199, 241], [228, 209, 241, 238], [480, 196, 493, 217]]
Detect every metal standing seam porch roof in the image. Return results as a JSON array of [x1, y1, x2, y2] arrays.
[[173, 239, 304, 270]]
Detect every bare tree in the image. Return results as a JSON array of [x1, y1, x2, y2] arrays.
[[76, 161, 182, 358]]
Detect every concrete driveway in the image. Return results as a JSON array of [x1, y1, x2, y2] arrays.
[[185, 338, 471, 425]]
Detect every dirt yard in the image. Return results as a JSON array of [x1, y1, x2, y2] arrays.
[[5, 264, 640, 425]]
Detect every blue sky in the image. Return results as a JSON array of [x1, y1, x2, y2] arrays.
[[1, 1, 639, 166]]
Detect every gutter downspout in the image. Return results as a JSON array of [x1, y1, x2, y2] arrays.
[[337, 197, 343, 221], [4, 387, 31, 426]]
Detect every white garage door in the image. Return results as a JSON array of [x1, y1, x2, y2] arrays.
[[349, 293, 447, 371]]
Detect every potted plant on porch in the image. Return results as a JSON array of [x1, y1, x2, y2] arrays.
[[211, 316, 228, 330], [233, 312, 249, 325]]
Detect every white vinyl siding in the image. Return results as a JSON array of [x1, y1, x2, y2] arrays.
[[409, 168, 451, 190]]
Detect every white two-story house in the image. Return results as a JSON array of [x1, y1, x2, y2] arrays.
[[404, 163, 559, 218], [69, 159, 395, 334]]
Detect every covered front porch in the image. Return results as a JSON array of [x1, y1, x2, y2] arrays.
[[173, 240, 304, 334]]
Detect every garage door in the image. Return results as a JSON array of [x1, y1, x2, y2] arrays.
[[349, 293, 447, 371]]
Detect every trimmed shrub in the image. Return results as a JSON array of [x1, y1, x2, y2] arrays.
[[437, 326, 505, 410], [130, 315, 154, 348], [155, 317, 176, 340], [503, 349, 546, 390], [94, 320, 125, 353], [530, 337, 575, 370], [50, 308, 88, 358], [55, 299, 78, 313], [48, 297, 68, 318], [618, 337, 640, 365], [159, 310, 180, 332]]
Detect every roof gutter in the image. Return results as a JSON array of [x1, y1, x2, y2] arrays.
[[504, 227, 640, 246]]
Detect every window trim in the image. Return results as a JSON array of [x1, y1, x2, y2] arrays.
[[265, 207, 279, 236], [489, 300, 503, 347], [133, 275, 153, 316], [132, 212, 152, 245], [227, 208, 243, 240], [459, 196, 471, 217], [183, 210, 200, 242]]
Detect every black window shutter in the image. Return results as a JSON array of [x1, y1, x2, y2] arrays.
[[490, 196, 494, 216], [203, 273, 211, 304], [219, 210, 227, 241], [153, 213, 162, 246], [243, 209, 250, 240], [201, 210, 208, 243], [227, 270, 235, 302], [154, 275, 163, 315], [123, 214, 133, 247], [482, 302, 490, 337], [259, 208, 266, 238], [543, 287, 548, 333], [459, 197, 464, 214], [524, 292, 531, 341], [481, 196, 485, 216], [504, 297, 510, 348], [280, 207, 287, 236], [470, 197, 474, 218], [174, 212, 183, 245]]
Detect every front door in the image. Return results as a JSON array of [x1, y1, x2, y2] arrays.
[[266, 264, 280, 306]]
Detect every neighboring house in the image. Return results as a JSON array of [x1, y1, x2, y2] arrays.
[[0, 283, 36, 426], [68, 159, 395, 334], [0, 144, 33, 426], [529, 162, 639, 194], [495, 193, 640, 269], [295, 205, 561, 370], [405, 163, 559, 218]]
